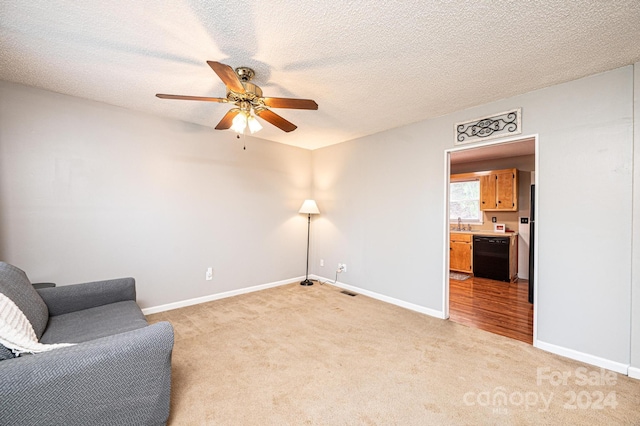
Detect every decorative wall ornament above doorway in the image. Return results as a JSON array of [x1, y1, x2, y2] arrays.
[[455, 108, 521, 145]]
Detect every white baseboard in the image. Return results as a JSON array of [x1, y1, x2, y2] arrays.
[[312, 275, 446, 319], [141, 276, 303, 315], [535, 340, 630, 375], [628, 366, 640, 380]]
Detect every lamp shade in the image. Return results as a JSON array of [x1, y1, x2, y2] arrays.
[[299, 199, 320, 215]]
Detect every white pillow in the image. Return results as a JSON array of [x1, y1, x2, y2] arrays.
[[0, 292, 75, 356]]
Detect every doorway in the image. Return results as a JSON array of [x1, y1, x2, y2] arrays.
[[443, 135, 538, 344]]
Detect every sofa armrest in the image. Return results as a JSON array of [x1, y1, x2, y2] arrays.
[[0, 321, 174, 426], [36, 277, 136, 316]]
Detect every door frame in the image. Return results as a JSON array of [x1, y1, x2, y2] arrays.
[[442, 134, 540, 346]]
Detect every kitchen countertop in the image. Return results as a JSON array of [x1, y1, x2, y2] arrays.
[[450, 230, 518, 237]]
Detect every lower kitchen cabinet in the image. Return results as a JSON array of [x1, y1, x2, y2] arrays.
[[450, 232, 518, 282], [450, 233, 472, 273]]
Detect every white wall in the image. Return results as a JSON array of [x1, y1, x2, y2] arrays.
[[312, 66, 635, 371], [1, 64, 637, 374], [631, 62, 640, 377], [0, 81, 312, 309], [312, 123, 450, 308]]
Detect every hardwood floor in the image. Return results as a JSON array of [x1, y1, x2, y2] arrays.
[[449, 275, 533, 344]]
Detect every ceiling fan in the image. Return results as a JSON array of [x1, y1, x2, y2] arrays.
[[156, 61, 318, 133]]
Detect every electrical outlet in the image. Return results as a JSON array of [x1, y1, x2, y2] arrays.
[[520, 217, 529, 224], [492, 217, 497, 223], [338, 263, 347, 273], [320, 259, 324, 267], [206, 267, 213, 281]]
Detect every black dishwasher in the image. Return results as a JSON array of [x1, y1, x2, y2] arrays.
[[473, 236, 510, 282]]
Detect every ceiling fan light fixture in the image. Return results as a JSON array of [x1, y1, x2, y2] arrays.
[[231, 112, 248, 133], [247, 115, 263, 134], [230, 111, 262, 134]]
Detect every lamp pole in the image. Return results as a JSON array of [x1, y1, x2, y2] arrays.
[[301, 213, 313, 286], [298, 200, 320, 286]]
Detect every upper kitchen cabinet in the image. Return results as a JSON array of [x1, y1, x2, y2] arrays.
[[480, 168, 518, 211]]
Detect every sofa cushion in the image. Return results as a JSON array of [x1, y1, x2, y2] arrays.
[[0, 292, 75, 356], [0, 343, 14, 360], [0, 262, 49, 339], [39, 300, 148, 344]]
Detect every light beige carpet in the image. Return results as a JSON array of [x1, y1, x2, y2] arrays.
[[147, 283, 640, 425]]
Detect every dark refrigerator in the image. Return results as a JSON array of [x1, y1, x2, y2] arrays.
[[528, 184, 535, 304]]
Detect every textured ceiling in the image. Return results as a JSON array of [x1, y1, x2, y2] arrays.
[[2, 1, 640, 150]]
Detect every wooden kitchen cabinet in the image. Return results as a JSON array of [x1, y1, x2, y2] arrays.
[[480, 168, 518, 211], [479, 174, 496, 209], [450, 233, 472, 273]]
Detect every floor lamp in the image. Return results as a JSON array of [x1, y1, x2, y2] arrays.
[[299, 199, 320, 286]]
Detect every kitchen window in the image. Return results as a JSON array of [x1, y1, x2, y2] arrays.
[[450, 179, 482, 223]]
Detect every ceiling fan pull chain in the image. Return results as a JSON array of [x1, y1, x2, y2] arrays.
[[236, 132, 246, 150]]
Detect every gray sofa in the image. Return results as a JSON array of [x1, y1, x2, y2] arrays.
[[0, 262, 174, 426]]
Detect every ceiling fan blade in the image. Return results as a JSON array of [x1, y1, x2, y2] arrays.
[[255, 109, 297, 132], [207, 61, 245, 94], [215, 109, 240, 130], [262, 97, 318, 110], [156, 94, 227, 102]]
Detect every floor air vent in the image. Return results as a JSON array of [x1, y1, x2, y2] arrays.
[[340, 290, 357, 297]]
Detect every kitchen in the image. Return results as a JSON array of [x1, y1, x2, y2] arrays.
[[448, 138, 535, 344]]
